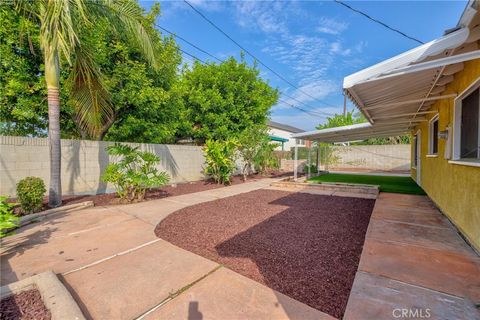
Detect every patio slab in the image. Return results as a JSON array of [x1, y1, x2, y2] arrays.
[[63, 240, 218, 320], [1, 217, 155, 285], [359, 238, 480, 301], [344, 271, 480, 320], [344, 192, 480, 319], [144, 267, 335, 320]]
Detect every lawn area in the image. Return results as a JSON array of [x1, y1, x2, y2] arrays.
[[309, 173, 426, 195]]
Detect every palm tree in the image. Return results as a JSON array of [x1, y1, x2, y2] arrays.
[[13, 0, 158, 207]]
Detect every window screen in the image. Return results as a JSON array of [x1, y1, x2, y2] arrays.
[[461, 88, 479, 159]]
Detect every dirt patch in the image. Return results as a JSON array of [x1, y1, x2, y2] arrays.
[[11, 172, 291, 214], [0, 289, 51, 320], [155, 189, 375, 319]]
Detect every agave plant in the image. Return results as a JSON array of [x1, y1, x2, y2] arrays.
[[11, 0, 159, 207]]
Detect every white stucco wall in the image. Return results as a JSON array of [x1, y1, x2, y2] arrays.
[[268, 127, 305, 151]]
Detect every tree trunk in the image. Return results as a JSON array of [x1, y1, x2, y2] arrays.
[[45, 50, 62, 207]]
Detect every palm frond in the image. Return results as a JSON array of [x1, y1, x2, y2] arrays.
[[67, 44, 113, 137], [87, 0, 158, 69]]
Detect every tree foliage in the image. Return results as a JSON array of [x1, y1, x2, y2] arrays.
[[203, 139, 238, 185], [179, 57, 279, 144]]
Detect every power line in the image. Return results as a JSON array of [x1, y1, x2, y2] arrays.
[[334, 0, 424, 45], [155, 23, 223, 63], [178, 47, 207, 64], [183, 0, 339, 109], [154, 24, 338, 117]]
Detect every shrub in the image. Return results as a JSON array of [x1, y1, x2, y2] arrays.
[[16, 177, 46, 214], [306, 164, 318, 174], [203, 139, 238, 185], [0, 197, 19, 238], [102, 143, 170, 202], [238, 126, 271, 181], [254, 139, 279, 174]]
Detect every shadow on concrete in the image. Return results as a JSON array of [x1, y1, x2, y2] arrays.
[[188, 301, 203, 320], [0, 215, 63, 285]]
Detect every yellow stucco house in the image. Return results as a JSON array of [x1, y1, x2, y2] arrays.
[[293, 1, 480, 251]]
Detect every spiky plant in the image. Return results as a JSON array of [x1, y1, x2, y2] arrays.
[[11, 0, 158, 207]]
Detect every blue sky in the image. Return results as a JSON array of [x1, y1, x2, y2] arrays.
[[141, 0, 467, 130]]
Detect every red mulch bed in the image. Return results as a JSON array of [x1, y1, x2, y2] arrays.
[[0, 289, 51, 320], [11, 171, 292, 214], [155, 189, 375, 319]]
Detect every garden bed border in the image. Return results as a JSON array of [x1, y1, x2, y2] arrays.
[[0, 271, 85, 320]]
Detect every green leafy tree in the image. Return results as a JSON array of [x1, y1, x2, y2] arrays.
[[102, 143, 169, 202], [9, 0, 160, 207], [238, 125, 278, 180], [179, 56, 279, 144]]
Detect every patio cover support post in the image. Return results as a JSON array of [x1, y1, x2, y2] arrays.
[[317, 143, 321, 171], [294, 145, 298, 181], [308, 146, 311, 179]]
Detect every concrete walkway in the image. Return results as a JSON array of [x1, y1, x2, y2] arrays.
[[1, 178, 332, 320], [2, 181, 479, 319], [344, 192, 480, 320]]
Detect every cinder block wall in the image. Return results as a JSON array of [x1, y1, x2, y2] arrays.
[[330, 145, 411, 171], [0, 136, 207, 197]]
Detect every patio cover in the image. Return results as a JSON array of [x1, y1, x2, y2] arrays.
[[294, 1, 480, 143]]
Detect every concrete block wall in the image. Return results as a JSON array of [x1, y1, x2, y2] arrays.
[[329, 145, 410, 171], [0, 136, 207, 197]]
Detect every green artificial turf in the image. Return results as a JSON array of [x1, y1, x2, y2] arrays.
[[308, 173, 426, 195]]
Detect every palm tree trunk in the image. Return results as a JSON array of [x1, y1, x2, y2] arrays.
[[45, 50, 62, 207]]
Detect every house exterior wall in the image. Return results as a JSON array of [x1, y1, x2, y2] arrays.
[[411, 59, 480, 252], [268, 127, 306, 151]]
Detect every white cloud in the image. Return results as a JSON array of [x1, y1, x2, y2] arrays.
[[233, 1, 289, 35], [316, 17, 349, 35]]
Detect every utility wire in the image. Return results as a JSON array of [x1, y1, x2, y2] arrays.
[[334, 0, 424, 45], [154, 23, 338, 117], [183, 0, 339, 109], [155, 23, 223, 63], [178, 47, 207, 64]]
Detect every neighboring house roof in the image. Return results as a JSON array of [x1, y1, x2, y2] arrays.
[[294, 2, 479, 143], [268, 121, 305, 133]]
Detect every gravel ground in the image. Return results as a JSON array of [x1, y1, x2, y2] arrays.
[[155, 189, 375, 319], [0, 289, 51, 320]]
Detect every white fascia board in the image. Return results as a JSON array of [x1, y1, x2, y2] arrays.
[[291, 123, 372, 139], [343, 27, 469, 89]]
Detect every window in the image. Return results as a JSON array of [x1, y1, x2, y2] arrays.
[[296, 139, 305, 146], [460, 88, 479, 158], [453, 78, 480, 163], [429, 114, 439, 155]]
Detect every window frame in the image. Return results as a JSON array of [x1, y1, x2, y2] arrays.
[[452, 77, 480, 165], [428, 114, 439, 156]]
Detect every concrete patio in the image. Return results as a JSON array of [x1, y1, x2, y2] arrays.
[[1, 179, 479, 319]]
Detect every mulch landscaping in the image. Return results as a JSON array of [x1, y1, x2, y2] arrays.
[[12, 171, 291, 214], [0, 289, 51, 320], [155, 189, 375, 319]]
